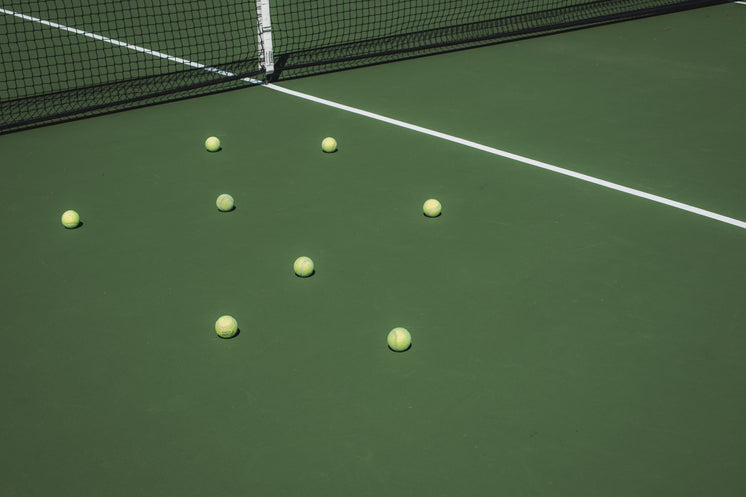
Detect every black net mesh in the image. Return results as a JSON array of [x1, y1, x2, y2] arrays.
[[0, 0, 726, 133], [267, 0, 724, 79], [1, 1, 260, 132]]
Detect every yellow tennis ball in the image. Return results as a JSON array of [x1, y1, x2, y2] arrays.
[[215, 315, 238, 338], [387, 327, 411, 352], [216, 193, 234, 212], [423, 198, 442, 217], [293, 256, 314, 277], [61, 210, 80, 229], [321, 137, 337, 153], [205, 136, 221, 152]]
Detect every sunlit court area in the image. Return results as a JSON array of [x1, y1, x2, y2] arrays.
[[1, 1, 744, 496]]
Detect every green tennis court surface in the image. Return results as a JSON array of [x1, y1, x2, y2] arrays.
[[0, 3, 744, 496]]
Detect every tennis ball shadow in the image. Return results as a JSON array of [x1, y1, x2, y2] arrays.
[[388, 343, 412, 353], [65, 221, 84, 229], [218, 328, 241, 339], [206, 147, 223, 153], [295, 270, 316, 278], [217, 206, 236, 212], [422, 213, 441, 218]]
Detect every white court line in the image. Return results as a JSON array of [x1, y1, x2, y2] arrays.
[[735, 1, 746, 5], [0, 8, 234, 76], [3, 7, 745, 230], [264, 84, 745, 230]]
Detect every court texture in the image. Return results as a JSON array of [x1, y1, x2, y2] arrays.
[[1, 1, 744, 496]]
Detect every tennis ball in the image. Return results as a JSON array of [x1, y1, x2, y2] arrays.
[[61, 210, 80, 229], [215, 315, 238, 338], [423, 198, 442, 217], [216, 193, 234, 212], [205, 136, 221, 152], [293, 256, 314, 277], [387, 327, 411, 352], [321, 137, 337, 153]]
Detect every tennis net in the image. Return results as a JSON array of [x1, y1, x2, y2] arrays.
[[0, 0, 726, 133]]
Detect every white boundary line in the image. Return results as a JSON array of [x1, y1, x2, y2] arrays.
[[734, 1, 746, 5], [3, 7, 744, 230], [263, 84, 746, 229], [0, 8, 234, 76]]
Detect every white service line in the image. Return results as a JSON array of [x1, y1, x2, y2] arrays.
[[3, 7, 744, 230], [735, 1, 746, 5], [263, 83, 746, 230], [0, 8, 233, 75]]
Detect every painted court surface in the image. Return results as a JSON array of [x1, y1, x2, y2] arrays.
[[0, 3, 744, 496]]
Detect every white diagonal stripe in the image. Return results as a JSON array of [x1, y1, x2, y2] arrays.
[[3, 7, 743, 230]]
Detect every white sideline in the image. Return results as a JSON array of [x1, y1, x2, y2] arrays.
[[262, 83, 745, 229], [2, 7, 744, 230]]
